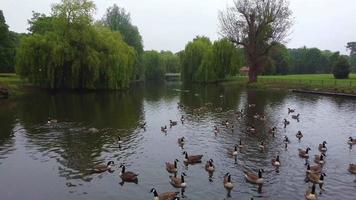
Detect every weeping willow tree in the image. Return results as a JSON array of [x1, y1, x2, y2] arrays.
[[16, 0, 136, 90]]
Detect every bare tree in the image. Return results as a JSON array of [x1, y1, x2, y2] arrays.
[[219, 0, 292, 82]]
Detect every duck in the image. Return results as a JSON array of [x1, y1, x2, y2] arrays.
[[182, 151, 203, 164], [169, 172, 187, 188], [308, 173, 326, 184], [288, 108, 295, 114], [177, 137, 185, 146], [283, 118, 290, 126], [296, 131, 303, 140], [205, 159, 215, 173], [272, 155, 281, 167], [161, 126, 167, 132], [47, 117, 58, 124], [170, 120, 178, 127], [119, 164, 139, 182], [305, 184, 318, 200], [318, 141, 327, 152], [291, 113, 300, 120], [298, 147, 311, 158], [150, 188, 179, 200], [246, 126, 256, 133], [238, 139, 247, 149], [314, 153, 326, 165], [166, 159, 179, 173], [180, 116, 185, 124], [348, 164, 356, 174], [306, 163, 322, 174], [228, 145, 238, 156], [93, 161, 114, 173], [223, 173, 234, 189], [245, 169, 264, 184], [347, 137, 356, 145]]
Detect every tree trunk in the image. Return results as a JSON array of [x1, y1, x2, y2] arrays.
[[248, 67, 258, 83]]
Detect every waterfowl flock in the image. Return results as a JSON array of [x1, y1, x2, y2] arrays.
[[45, 102, 355, 200]]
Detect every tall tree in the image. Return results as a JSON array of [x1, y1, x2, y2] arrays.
[[219, 0, 292, 82]]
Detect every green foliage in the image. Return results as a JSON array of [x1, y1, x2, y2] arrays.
[[263, 43, 290, 75], [349, 54, 356, 72], [333, 55, 350, 79], [142, 51, 165, 81], [160, 51, 180, 73], [16, 0, 136, 90]]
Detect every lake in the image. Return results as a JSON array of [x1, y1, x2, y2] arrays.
[[0, 82, 356, 200]]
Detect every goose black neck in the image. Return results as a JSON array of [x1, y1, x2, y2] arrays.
[[185, 153, 188, 159], [121, 166, 125, 173], [228, 175, 231, 182], [181, 175, 185, 183], [153, 190, 158, 197], [306, 149, 309, 153], [320, 174, 324, 180], [311, 184, 316, 194], [174, 161, 177, 168], [258, 171, 262, 178]]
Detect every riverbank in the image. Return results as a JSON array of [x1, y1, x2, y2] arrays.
[[0, 73, 29, 99], [227, 74, 356, 95]]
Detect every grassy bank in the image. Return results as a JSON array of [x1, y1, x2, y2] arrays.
[[230, 74, 356, 94], [0, 73, 29, 98]]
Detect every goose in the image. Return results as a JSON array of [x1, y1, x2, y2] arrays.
[[245, 169, 264, 184], [314, 153, 326, 165], [177, 137, 185, 146], [318, 141, 327, 152], [139, 122, 146, 129], [205, 159, 215, 172], [222, 120, 229, 126], [180, 116, 185, 124], [259, 141, 265, 151], [306, 164, 322, 174], [292, 113, 300, 120], [170, 120, 178, 127], [347, 137, 356, 145], [213, 125, 219, 134], [161, 126, 167, 132], [93, 161, 114, 173], [150, 188, 179, 200], [284, 136, 290, 144], [308, 173, 326, 185], [182, 151, 203, 164], [88, 127, 99, 133], [296, 131, 303, 140], [235, 109, 244, 116], [348, 164, 356, 174], [305, 184, 318, 200], [47, 117, 58, 124], [169, 172, 187, 188], [259, 115, 266, 121], [283, 119, 290, 126], [118, 136, 123, 145], [246, 126, 256, 133], [119, 164, 139, 182], [298, 147, 311, 158], [223, 173, 234, 189], [269, 126, 277, 137], [248, 104, 256, 108], [272, 155, 281, 167], [238, 139, 247, 149], [166, 159, 179, 173], [228, 145, 238, 156], [253, 114, 260, 119], [288, 108, 295, 114]]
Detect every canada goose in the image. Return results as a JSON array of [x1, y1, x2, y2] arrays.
[[269, 126, 277, 137], [182, 151, 203, 164], [292, 114, 300, 120], [235, 109, 244, 116], [296, 131, 303, 140], [170, 120, 178, 127], [205, 159, 215, 172], [299, 147, 311, 158], [139, 122, 146, 129], [259, 141, 265, 151], [314, 153, 326, 165], [288, 108, 295, 114], [166, 159, 179, 173], [253, 114, 260, 119], [213, 125, 219, 134], [305, 184, 318, 200], [305, 164, 322, 174], [348, 164, 356, 174], [93, 161, 114, 173], [245, 169, 264, 184], [228, 145, 238, 156], [177, 137, 185, 146], [161, 126, 167, 132], [150, 188, 179, 200], [283, 119, 290, 126], [224, 173, 234, 189], [180, 116, 185, 124], [222, 120, 229, 126], [272, 155, 281, 167], [259, 115, 266, 121], [88, 127, 99, 133], [284, 136, 290, 144], [238, 139, 247, 149], [169, 172, 187, 188], [308, 173, 326, 184], [246, 126, 256, 133], [347, 137, 356, 145], [318, 141, 327, 152], [47, 117, 58, 124], [249, 104, 256, 108], [119, 164, 139, 182]]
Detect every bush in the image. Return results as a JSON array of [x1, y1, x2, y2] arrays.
[[333, 56, 350, 79]]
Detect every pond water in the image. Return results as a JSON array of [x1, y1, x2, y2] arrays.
[[0, 82, 356, 200]]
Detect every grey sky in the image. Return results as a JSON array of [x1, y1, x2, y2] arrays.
[[1, 0, 355, 54]]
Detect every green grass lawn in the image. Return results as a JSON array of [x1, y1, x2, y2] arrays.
[[0, 73, 27, 97]]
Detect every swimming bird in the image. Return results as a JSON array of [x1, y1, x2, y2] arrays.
[[284, 136, 290, 144], [308, 173, 326, 185], [288, 108, 295, 114], [299, 147, 311, 158], [238, 139, 247, 149], [228, 145, 238, 156], [314, 153, 326, 165], [259, 141, 266, 151], [305, 163, 322, 174], [213, 125, 219, 134], [150, 188, 179, 200], [47, 117, 58, 124], [180, 116, 185, 124], [93, 161, 114, 173], [347, 137, 356, 145], [296, 131, 303, 140], [182, 151, 203, 164], [166, 159, 179, 173], [283, 119, 290, 127], [170, 120, 178, 127], [139, 122, 146, 129], [177, 137, 185, 146], [318, 141, 327, 152], [272, 155, 281, 167], [119, 164, 139, 182], [118, 136, 123, 145], [348, 164, 356, 174], [292, 113, 300, 120], [269, 126, 277, 137], [246, 126, 256, 133], [305, 184, 318, 200], [88, 127, 99, 133], [223, 173, 234, 189], [249, 104, 256, 108], [245, 169, 264, 184], [161, 126, 167, 133], [205, 159, 215, 173], [169, 172, 187, 188]]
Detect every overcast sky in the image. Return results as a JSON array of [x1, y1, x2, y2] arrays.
[[1, 0, 355, 54]]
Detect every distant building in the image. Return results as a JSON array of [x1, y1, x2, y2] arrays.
[[239, 66, 249, 76]]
